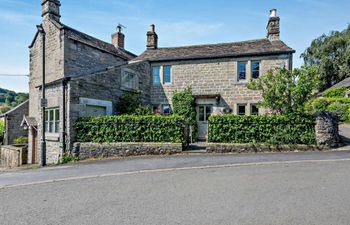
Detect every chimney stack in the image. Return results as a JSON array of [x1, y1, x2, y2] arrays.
[[147, 24, 158, 49], [266, 8, 280, 41], [42, 0, 61, 22], [112, 25, 125, 49]]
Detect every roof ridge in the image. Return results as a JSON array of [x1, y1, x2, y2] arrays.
[[155, 38, 270, 50]]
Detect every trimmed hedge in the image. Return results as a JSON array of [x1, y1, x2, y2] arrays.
[[208, 114, 316, 145], [322, 87, 348, 98], [305, 97, 350, 121], [74, 115, 186, 143]]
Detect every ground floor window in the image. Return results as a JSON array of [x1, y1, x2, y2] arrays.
[[237, 104, 246, 116], [251, 104, 259, 115], [162, 104, 172, 115], [45, 108, 59, 133]]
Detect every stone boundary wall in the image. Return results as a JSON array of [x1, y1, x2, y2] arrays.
[[0, 145, 28, 168], [315, 112, 340, 148], [206, 143, 327, 154], [74, 142, 182, 160]]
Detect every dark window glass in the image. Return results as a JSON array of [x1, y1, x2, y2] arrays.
[[163, 66, 172, 84], [152, 66, 160, 85], [162, 105, 171, 115], [251, 62, 260, 79], [205, 105, 213, 121], [251, 104, 259, 115], [238, 62, 247, 80], [153, 105, 160, 114], [198, 106, 205, 122], [238, 105, 246, 116]]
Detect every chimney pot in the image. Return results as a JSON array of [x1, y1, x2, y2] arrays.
[[270, 8, 277, 17], [150, 24, 155, 32]]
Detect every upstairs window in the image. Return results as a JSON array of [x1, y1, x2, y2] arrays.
[[163, 66, 172, 84], [45, 108, 60, 133], [152, 66, 161, 85], [251, 61, 260, 79], [238, 62, 247, 81]]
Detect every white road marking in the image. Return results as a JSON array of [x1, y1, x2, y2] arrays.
[[1, 158, 350, 189]]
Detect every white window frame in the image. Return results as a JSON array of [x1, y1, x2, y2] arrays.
[[45, 108, 60, 134]]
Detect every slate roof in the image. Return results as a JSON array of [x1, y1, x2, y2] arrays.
[[133, 39, 295, 62], [30, 19, 136, 61], [331, 77, 350, 89]]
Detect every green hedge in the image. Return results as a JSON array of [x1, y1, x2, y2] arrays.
[[322, 87, 348, 98], [74, 115, 186, 143], [208, 114, 316, 145], [306, 97, 350, 121], [0, 120, 4, 144]]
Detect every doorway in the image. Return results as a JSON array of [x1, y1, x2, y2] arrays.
[[197, 105, 213, 140]]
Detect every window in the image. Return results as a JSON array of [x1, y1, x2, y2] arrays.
[[251, 61, 260, 79], [238, 62, 247, 81], [198, 105, 213, 122], [237, 104, 246, 116], [162, 104, 172, 115], [152, 66, 161, 85], [163, 66, 172, 84], [122, 70, 138, 90], [251, 104, 259, 115], [153, 105, 161, 114], [45, 108, 59, 133]]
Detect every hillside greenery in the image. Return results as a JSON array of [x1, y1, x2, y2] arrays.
[[0, 88, 29, 114]]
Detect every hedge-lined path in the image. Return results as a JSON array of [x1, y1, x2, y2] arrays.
[[1, 150, 350, 188]]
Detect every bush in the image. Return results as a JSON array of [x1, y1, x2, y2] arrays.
[[74, 115, 186, 143], [306, 97, 350, 122], [327, 102, 349, 121], [208, 114, 316, 145], [322, 87, 348, 98], [60, 154, 79, 164], [0, 120, 4, 144], [13, 136, 28, 145], [116, 92, 151, 115], [172, 87, 197, 142]]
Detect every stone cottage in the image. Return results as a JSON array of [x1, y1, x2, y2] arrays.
[[23, 0, 294, 164]]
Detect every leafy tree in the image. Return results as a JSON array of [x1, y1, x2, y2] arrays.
[[302, 25, 350, 91], [248, 66, 320, 114], [116, 92, 151, 115], [0, 104, 12, 114]]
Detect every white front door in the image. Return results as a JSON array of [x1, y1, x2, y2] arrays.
[[197, 105, 213, 140]]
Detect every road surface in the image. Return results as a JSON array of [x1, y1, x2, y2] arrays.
[[1, 151, 350, 225]]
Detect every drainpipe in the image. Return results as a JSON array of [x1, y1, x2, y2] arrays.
[[62, 79, 66, 154], [37, 25, 46, 166]]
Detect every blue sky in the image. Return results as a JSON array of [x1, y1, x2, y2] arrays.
[[0, 0, 349, 92]]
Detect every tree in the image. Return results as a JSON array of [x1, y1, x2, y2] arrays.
[[0, 104, 12, 114], [116, 92, 151, 115], [0, 120, 4, 144], [301, 25, 350, 91], [247, 66, 320, 114]]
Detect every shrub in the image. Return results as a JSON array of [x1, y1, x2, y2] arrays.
[[172, 87, 197, 142], [0, 120, 4, 144], [327, 102, 349, 121], [13, 136, 28, 145], [116, 92, 151, 115], [208, 114, 316, 145], [60, 154, 79, 164], [74, 115, 186, 143], [322, 87, 348, 98]]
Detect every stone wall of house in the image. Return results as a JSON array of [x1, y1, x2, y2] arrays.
[[150, 55, 290, 114], [67, 61, 151, 153], [2, 101, 29, 145], [315, 112, 340, 148], [64, 38, 126, 77], [74, 142, 182, 160]]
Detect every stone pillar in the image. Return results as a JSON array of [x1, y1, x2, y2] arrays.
[[315, 112, 340, 148]]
